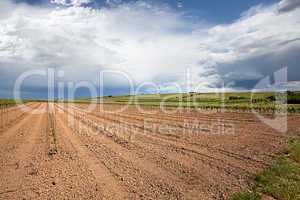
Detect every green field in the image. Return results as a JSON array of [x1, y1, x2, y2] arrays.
[[2, 91, 300, 112], [0, 99, 17, 107], [91, 91, 300, 112], [230, 137, 300, 200]]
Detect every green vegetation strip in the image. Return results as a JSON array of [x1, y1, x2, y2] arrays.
[[90, 91, 300, 113], [0, 99, 17, 106], [229, 137, 300, 200], [0, 99, 35, 107]]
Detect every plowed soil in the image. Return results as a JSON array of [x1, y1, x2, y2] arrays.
[[0, 102, 299, 199]]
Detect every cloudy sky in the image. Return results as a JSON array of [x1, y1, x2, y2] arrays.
[[0, 0, 300, 98]]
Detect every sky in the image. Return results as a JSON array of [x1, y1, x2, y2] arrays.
[[0, 0, 300, 99]]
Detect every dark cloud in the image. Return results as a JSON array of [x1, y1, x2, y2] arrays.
[[278, 0, 300, 13], [216, 45, 300, 90], [1, 0, 300, 98]]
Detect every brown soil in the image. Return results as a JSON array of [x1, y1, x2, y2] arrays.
[[0, 102, 299, 199]]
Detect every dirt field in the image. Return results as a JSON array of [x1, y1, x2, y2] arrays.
[[0, 102, 299, 199]]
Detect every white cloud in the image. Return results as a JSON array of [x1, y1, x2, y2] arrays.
[[50, 0, 93, 6], [0, 0, 300, 96], [207, 4, 299, 60]]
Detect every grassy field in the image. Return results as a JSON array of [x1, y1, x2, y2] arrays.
[[230, 137, 300, 200], [0, 99, 42, 107], [2, 91, 300, 112], [0, 99, 17, 106], [91, 91, 300, 112]]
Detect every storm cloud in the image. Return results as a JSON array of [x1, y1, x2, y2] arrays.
[[278, 0, 300, 13], [0, 0, 299, 98]]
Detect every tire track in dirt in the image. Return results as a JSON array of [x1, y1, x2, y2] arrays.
[[74, 107, 262, 175], [45, 119, 105, 199], [61, 105, 249, 199], [81, 104, 268, 129], [90, 106, 284, 145], [56, 106, 187, 199], [86, 104, 287, 143], [0, 103, 43, 158], [91, 105, 289, 158], [60, 103, 297, 199], [0, 103, 41, 134], [122, 111, 278, 162], [0, 103, 46, 198], [77, 104, 278, 166], [77, 121, 246, 199], [67, 104, 258, 177], [18, 103, 105, 199], [55, 110, 129, 200]]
